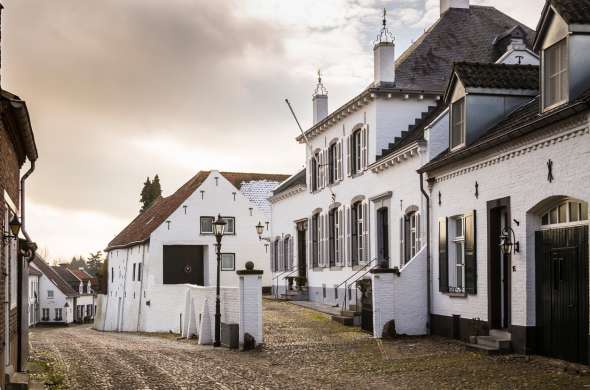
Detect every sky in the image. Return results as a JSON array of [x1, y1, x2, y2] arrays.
[[1, 0, 545, 263]]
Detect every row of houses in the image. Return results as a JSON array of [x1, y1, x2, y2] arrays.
[[28, 256, 96, 326], [269, 0, 590, 365]]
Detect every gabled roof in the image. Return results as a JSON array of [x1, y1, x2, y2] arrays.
[[272, 169, 307, 196], [444, 63, 539, 103], [550, 0, 590, 24], [28, 266, 42, 277], [298, 5, 535, 142], [107, 171, 289, 250], [70, 269, 93, 282], [419, 87, 590, 174], [31, 256, 78, 298]]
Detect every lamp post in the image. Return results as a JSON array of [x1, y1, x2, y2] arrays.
[[3, 215, 21, 241], [212, 214, 226, 347]]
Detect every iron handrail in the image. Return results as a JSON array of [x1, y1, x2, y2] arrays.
[[343, 261, 379, 311], [335, 257, 378, 290]]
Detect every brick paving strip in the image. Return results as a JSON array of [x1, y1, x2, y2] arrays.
[[29, 300, 590, 390]]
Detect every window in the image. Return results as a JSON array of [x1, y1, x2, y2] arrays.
[[47, 290, 54, 299], [544, 39, 568, 109], [283, 236, 292, 271], [541, 200, 588, 226], [312, 214, 320, 268], [55, 308, 63, 321], [329, 143, 337, 184], [222, 217, 235, 235], [137, 263, 142, 282], [200, 216, 214, 234], [221, 253, 235, 271], [377, 208, 389, 264], [328, 209, 337, 267], [402, 211, 421, 264], [132, 263, 136, 281], [311, 152, 319, 192], [450, 217, 465, 294], [351, 130, 362, 175], [111, 267, 114, 283], [42, 308, 49, 321], [351, 201, 364, 266], [450, 98, 465, 150]]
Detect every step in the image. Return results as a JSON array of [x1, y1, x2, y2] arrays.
[[7, 372, 29, 390], [476, 336, 511, 351], [331, 315, 354, 326], [348, 304, 359, 312], [340, 310, 360, 317], [463, 342, 504, 356], [490, 329, 512, 340]]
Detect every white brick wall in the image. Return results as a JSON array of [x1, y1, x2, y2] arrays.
[[429, 114, 590, 328]]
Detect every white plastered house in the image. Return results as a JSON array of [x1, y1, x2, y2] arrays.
[[103, 170, 288, 333], [269, 0, 538, 336]]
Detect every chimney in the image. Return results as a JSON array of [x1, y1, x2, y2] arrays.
[[440, 0, 469, 15], [374, 9, 395, 86], [312, 70, 328, 125]]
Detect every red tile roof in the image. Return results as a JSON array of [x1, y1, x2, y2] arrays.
[[69, 268, 93, 282], [106, 171, 289, 250], [31, 256, 78, 297]]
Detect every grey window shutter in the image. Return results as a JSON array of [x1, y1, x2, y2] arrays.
[[337, 208, 344, 266], [346, 206, 351, 267], [438, 217, 449, 293], [270, 241, 275, 273], [337, 141, 343, 181], [416, 213, 421, 252], [308, 217, 313, 269], [308, 159, 313, 193], [289, 236, 294, 270], [464, 210, 477, 295], [346, 136, 352, 177], [361, 126, 368, 169], [362, 202, 369, 262], [400, 217, 405, 265]]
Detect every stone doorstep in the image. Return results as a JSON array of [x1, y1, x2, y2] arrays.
[[331, 315, 354, 326], [463, 342, 506, 356], [7, 372, 29, 390], [476, 336, 512, 351]]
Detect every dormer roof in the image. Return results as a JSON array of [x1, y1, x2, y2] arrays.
[[444, 62, 539, 103], [534, 0, 590, 50]]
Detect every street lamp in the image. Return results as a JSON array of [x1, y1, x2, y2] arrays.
[[212, 214, 226, 347], [255, 221, 271, 242]]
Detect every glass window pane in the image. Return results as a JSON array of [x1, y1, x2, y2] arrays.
[[550, 208, 558, 224], [455, 218, 463, 238], [221, 254, 235, 270], [455, 243, 464, 265], [581, 203, 588, 221], [558, 204, 567, 223], [200, 217, 213, 233], [569, 203, 580, 222], [541, 213, 549, 225]]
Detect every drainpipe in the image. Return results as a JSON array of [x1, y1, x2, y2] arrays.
[[420, 173, 432, 335], [20, 160, 35, 250]]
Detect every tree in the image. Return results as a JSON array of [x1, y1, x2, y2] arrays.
[[96, 258, 109, 294], [70, 256, 86, 271], [86, 251, 103, 276], [140, 175, 162, 212]]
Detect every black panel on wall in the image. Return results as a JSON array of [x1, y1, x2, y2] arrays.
[[163, 245, 204, 285]]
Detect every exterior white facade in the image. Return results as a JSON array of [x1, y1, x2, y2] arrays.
[[102, 170, 283, 333], [30, 262, 75, 324], [28, 272, 40, 326]]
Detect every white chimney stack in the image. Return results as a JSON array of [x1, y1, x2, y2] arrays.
[[440, 0, 470, 15], [373, 9, 395, 86], [312, 70, 328, 125]]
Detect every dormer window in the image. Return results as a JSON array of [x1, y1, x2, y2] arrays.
[[543, 38, 568, 110], [450, 98, 465, 150]]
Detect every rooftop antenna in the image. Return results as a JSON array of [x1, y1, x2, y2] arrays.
[[375, 8, 394, 45]]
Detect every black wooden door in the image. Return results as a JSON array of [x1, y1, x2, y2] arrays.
[[536, 226, 589, 364], [162, 245, 204, 285], [359, 279, 373, 333], [297, 228, 307, 278]]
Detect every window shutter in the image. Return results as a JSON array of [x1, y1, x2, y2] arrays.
[[346, 136, 352, 177], [361, 126, 368, 170], [346, 206, 352, 267], [308, 158, 313, 193], [464, 211, 477, 295], [308, 217, 313, 269], [416, 213, 421, 251], [337, 208, 344, 266], [324, 213, 329, 267], [270, 241, 275, 273], [438, 217, 449, 293], [337, 141, 343, 181], [278, 240, 284, 272], [400, 217, 405, 265], [318, 215, 323, 267], [362, 202, 369, 262], [289, 236, 294, 271]]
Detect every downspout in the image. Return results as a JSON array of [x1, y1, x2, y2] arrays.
[[419, 172, 431, 335], [20, 160, 35, 246], [136, 244, 146, 332]]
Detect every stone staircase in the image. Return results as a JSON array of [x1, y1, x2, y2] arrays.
[[467, 329, 512, 355], [331, 305, 361, 327], [280, 288, 309, 301]]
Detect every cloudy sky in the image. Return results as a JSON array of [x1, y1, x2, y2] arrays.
[[1, 0, 544, 263]]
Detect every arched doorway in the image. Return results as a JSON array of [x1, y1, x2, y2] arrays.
[[533, 197, 588, 364]]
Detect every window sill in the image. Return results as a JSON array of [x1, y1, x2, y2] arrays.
[[446, 292, 467, 298], [543, 99, 568, 113]]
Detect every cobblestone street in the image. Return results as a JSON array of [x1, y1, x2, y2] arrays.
[[29, 300, 590, 389]]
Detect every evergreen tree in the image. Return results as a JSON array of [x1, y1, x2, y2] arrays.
[[139, 175, 163, 212], [96, 258, 109, 294], [86, 251, 103, 276], [70, 256, 86, 271]]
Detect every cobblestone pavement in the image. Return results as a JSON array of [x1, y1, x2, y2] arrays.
[[29, 299, 590, 389]]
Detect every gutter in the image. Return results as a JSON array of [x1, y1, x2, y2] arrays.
[[419, 173, 432, 335]]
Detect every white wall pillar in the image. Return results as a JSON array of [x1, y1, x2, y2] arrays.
[[371, 268, 396, 338], [238, 262, 263, 348]]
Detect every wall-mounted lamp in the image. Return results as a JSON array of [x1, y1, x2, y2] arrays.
[[499, 227, 519, 255], [3, 215, 21, 241], [255, 221, 271, 242]]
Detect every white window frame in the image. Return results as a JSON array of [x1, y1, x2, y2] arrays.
[[47, 290, 54, 299], [221, 253, 235, 271], [543, 38, 569, 111], [352, 130, 362, 175], [541, 200, 588, 227], [450, 98, 466, 151], [200, 216, 214, 234], [449, 216, 466, 294]]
